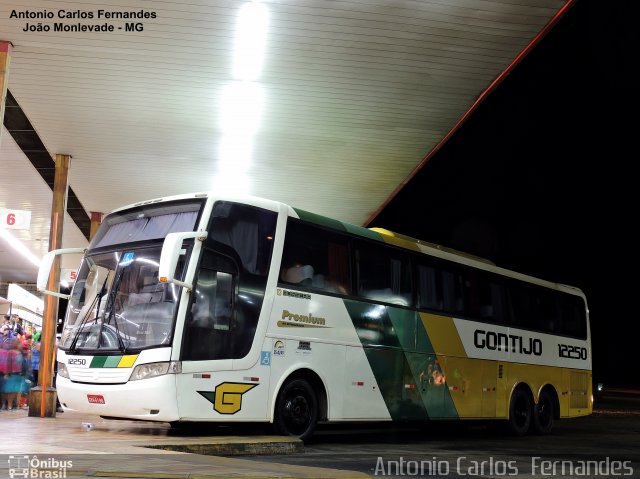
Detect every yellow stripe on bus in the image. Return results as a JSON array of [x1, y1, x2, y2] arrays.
[[416, 311, 592, 419], [117, 355, 139, 368], [419, 312, 466, 357]]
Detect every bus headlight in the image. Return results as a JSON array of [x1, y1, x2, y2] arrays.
[[129, 361, 182, 381], [57, 362, 70, 379]]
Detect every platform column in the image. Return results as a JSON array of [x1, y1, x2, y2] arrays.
[[0, 41, 12, 145], [90, 211, 104, 240], [29, 154, 71, 417]]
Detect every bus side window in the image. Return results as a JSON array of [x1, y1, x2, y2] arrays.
[[280, 220, 350, 295], [559, 295, 586, 339], [416, 264, 443, 311], [442, 270, 464, 314], [489, 282, 507, 323], [281, 263, 314, 285], [464, 272, 506, 324], [535, 292, 560, 333], [354, 241, 411, 306]]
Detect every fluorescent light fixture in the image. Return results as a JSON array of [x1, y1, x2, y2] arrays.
[[213, 172, 251, 197], [220, 81, 265, 135], [218, 134, 253, 173], [214, 0, 269, 197], [233, 1, 269, 81], [0, 228, 41, 267], [216, 81, 264, 187]]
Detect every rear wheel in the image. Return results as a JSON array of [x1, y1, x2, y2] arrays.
[[532, 389, 555, 434], [508, 388, 532, 436], [274, 378, 318, 442]]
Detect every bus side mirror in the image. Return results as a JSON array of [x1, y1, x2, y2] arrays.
[[37, 247, 86, 299], [158, 231, 207, 290]]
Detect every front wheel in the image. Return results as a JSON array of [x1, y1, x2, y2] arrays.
[[507, 388, 532, 436], [274, 378, 318, 442], [531, 389, 555, 434]]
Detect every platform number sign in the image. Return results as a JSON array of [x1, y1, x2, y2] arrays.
[[0, 209, 32, 230], [61, 269, 78, 283]]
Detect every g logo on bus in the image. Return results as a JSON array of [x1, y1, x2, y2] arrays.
[[198, 382, 257, 415]]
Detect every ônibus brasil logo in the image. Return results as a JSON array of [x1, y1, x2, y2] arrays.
[[8, 455, 73, 478]]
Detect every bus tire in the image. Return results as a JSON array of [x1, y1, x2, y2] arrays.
[[274, 378, 318, 442], [531, 389, 555, 435], [508, 388, 532, 436]]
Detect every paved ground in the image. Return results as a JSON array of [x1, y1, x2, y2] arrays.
[[0, 409, 363, 478], [1, 390, 638, 479], [251, 409, 640, 478]]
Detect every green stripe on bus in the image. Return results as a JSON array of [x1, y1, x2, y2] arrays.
[[89, 355, 126, 368], [292, 208, 348, 231], [292, 208, 383, 242], [343, 223, 383, 241], [344, 300, 427, 420], [344, 300, 459, 420], [90, 356, 108, 368], [389, 308, 457, 417], [104, 356, 122, 368]]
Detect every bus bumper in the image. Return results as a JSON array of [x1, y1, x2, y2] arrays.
[[56, 374, 179, 422]]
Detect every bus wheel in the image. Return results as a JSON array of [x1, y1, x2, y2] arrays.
[[274, 378, 318, 442], [508, 388, 532, 436], [532, 389, 555, 434]]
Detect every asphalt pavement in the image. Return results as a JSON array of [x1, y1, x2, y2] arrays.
[[1, 389, 638, 479]]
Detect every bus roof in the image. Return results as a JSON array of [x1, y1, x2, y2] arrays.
[[291, 206, 585, 299], [106, 193, 584, 299]]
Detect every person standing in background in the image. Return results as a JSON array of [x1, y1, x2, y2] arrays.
[[1, 336, 26, 410], [31, 332, 41, 385], [0, 327, 10, 409], [1, 315, 11, 333], [14, 318, 24, 336]]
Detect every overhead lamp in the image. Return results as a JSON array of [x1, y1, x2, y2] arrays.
[[218, 134, 253, 174], [213, 172, 251, 197], [232, 0, 269, 81], [220, 81, 265, 135], [0, 229, 41, 267]]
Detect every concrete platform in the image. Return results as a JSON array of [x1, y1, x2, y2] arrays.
[[0, 409, 369, 478]]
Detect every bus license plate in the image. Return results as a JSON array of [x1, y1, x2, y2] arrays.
[[87, 394, 105, 404]]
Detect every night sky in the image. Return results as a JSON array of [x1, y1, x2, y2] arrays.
[[369, 0, 638, 387]]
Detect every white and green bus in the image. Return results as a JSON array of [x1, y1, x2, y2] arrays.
[[38, 193, 591, 440]]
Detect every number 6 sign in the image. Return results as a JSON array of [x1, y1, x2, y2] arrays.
[[0, 208, 32, 230]]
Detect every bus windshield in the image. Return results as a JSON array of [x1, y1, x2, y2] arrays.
[[61, 246, 184, 352], [60, 198, 203, 352]]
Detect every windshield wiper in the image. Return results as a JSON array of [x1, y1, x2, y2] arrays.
[[69, 276, 109, 354], [106, 308, 127, 353], [102, 267, 128, 353]]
